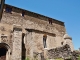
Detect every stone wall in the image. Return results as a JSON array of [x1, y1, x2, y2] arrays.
[[1, 6, 66, 37], [0, 23, 13, 60], [12, 26, 22, 60], [0, 23, 13, 50], [25, 30, 33, 59], [47, 44, 72, 59], [1, 11, 66, 47], [0, 4, 74, 60]]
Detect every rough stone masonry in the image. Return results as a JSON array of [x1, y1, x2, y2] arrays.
[[0, 1, 74, 60]]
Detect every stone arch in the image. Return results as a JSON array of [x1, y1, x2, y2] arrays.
[[0, 43, 10, 49], [0, 43, 11, 60]]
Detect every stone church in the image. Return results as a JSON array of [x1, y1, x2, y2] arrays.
[[0, 0, 74, 60]]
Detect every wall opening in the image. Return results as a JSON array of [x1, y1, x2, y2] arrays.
[[22, 33, 26, 60], [5, 6, 12, 13], [22, 11, 25, 17], [43, 34, 47, 48], [61, 42, 63, 45], [0, 47, 8, 60], [48, 18, 52, 24], [0, 43, 10, 60]]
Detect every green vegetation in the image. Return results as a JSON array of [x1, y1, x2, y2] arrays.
[[78, 55, 80, 60], [24, 57, 30, 60], [25, 57, 38, 60], [55, 58, 64, 60]]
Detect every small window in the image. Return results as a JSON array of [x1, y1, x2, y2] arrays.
[[43, 34, 47, 48], [22, 11, 25, 17], [48, 18, 52, 24], [61, 42, 63, 45], [5, 6, 12, 13]]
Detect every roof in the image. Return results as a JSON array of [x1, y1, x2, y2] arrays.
[[4, 4, 65, 26]]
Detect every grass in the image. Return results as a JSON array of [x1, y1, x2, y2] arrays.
[[55, 58, 64, 60], [24, 57, 30, 60], [78, 55, 80, 60]]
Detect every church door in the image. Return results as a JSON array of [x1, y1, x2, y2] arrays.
[[0, 47, 7, 60]]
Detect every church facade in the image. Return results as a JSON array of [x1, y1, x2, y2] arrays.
[[0, 0, 74, 60]]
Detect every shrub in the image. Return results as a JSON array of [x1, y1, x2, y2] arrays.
[[25, 57, 30, 60]]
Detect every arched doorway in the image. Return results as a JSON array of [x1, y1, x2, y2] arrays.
[[0, 43, 10, 60], [0, 47, 7, 60]]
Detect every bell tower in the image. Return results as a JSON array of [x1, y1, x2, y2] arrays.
[[0, 0, 5, 21]]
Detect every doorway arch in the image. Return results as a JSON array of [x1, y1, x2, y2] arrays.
[[0, 47, 7, 60], [0, 43, 10, 60]]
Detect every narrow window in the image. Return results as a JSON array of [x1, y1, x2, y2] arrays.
[[22, 11, 25, 17], [5, 6, 12, 13], [22, 33, 26, 60], [43, 34, 47, 48], [61, 42, 63, 45], [48, 18, 52, 24]]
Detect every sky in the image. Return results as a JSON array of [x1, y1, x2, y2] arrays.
[[5, 0, 80, 50]]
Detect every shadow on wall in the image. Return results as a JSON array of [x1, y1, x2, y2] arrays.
[[22, 33, 26, 60]]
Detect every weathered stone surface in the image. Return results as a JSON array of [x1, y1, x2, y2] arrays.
[[12, 27, 22, 60], [1, 12, 65, 37], [0, 4, 74, 60], [47, 44, 72, 59]]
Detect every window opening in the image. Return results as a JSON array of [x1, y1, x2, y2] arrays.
[[61, 42, 63, 45], [5, 6, 12, 13], [48, 18, 52, 24], [22, 33, 26, 60], [0, 47, 7, 60], [22, 11, 25, 17], [43, 34, 47, 48]]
